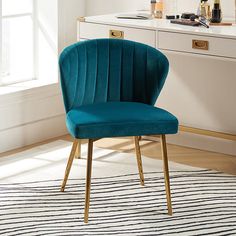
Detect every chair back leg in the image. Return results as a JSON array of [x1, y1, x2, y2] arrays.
[[84, 139, 94, 223], [61, 139, 79, 192], [160, 134, 173, 215], [75, 139, 82, 159], [134, 136, 145, 186]]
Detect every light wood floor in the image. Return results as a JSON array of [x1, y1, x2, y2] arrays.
[[1, 135, 236, 175]]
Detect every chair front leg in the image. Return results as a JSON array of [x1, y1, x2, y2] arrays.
[[160, 134, 173, 215], [84, 139, 94, 223], [75, 139, 82, 159], [134, 136, 145, 186], [61, 139, 79, 192]]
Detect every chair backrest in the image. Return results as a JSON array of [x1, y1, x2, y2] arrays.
[[59, 39, 169, 112]]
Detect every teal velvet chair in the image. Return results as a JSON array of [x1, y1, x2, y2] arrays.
[[59, 39, 178, 223]]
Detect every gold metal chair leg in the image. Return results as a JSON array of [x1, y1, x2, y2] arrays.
[[134, 136, 145, 186], [75, 139, 81, 159], [61, 139, 79, 192], [84, 139, 93, 223], [160, 134, 173, 215]]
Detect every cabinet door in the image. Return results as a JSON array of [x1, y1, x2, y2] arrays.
[[157, 50, 236, 135]]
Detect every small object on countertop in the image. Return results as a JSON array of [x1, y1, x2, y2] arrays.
[[211, 0, 222, 23], [151, 0, 157, 17], [166, 15, 176, 19], [190, 15, 210, 28], [116, 13, 151, 20], [155, 0, 163, 19], [166, 15, 180, 19], [171, 19, 200, 26], [209, 22, 232, 26], [181, 12, 196, 19], [198, 0, 211, 19]]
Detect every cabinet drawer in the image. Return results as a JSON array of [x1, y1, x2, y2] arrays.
[[159, 31, 236, 59], [79, 22, 156, 47]]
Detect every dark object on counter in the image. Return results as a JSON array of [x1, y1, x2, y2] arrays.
[[166, 15, 180, 20], [166, 15, 176, 19], [211, 0, 222, 23], [170, 19, 200, 26], [181, 12, 195, 19], [190, 15, 210, 28]]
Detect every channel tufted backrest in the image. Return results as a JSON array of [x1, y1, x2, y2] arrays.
[[59, 39, 169, 112]]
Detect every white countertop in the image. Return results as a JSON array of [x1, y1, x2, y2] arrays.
[[83, 13, 236, 40]]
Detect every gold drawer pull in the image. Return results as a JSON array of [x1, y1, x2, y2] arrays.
[[109, 30, 124, 39], [192, 39, 209, 50]]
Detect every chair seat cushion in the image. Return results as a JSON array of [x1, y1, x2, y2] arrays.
[[66, 102, 178, 139]]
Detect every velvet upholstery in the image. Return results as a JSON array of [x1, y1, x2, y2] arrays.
[[59, 39, 178, 139], [66, 102, 178, 139]]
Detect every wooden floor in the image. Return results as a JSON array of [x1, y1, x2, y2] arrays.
[[1, 135, 236, 175]]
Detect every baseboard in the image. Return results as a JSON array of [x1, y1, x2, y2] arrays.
[[166, 132, 236, 156], [143, 132, 236, 156], [0, 114, 68, 154]]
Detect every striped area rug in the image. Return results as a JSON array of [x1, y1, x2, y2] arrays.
[[0, 141, 236, 236]]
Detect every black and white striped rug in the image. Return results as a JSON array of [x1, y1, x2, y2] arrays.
[[0, 141, 236, 235]]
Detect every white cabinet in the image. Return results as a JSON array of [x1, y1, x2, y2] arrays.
[[77, 14, 236, 155]]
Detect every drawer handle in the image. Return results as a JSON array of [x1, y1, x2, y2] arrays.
[[192, 40, 209, 50], [109, 30, 124, 39]]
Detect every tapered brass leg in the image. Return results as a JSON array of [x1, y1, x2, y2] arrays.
[[61, 139, 79, 192], [160, 134, 173, 215], [134, 136, 145, 186], [84, 139, 93, 223], [75, 139, 81, 159]]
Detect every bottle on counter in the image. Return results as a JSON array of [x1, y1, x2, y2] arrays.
[[211, 0, 222, 23], [201, 0, 211, 19], [155, 0, 163, 19], [150, 0, 157, 17]]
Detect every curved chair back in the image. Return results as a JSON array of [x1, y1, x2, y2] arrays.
[[59, 39, 169, 112]]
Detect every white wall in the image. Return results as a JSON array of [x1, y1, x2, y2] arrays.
[[37, 0, 58, 83], [85, 0, 147, 16], [86, 0, 235, 19], [58, 0, 85, 51]]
